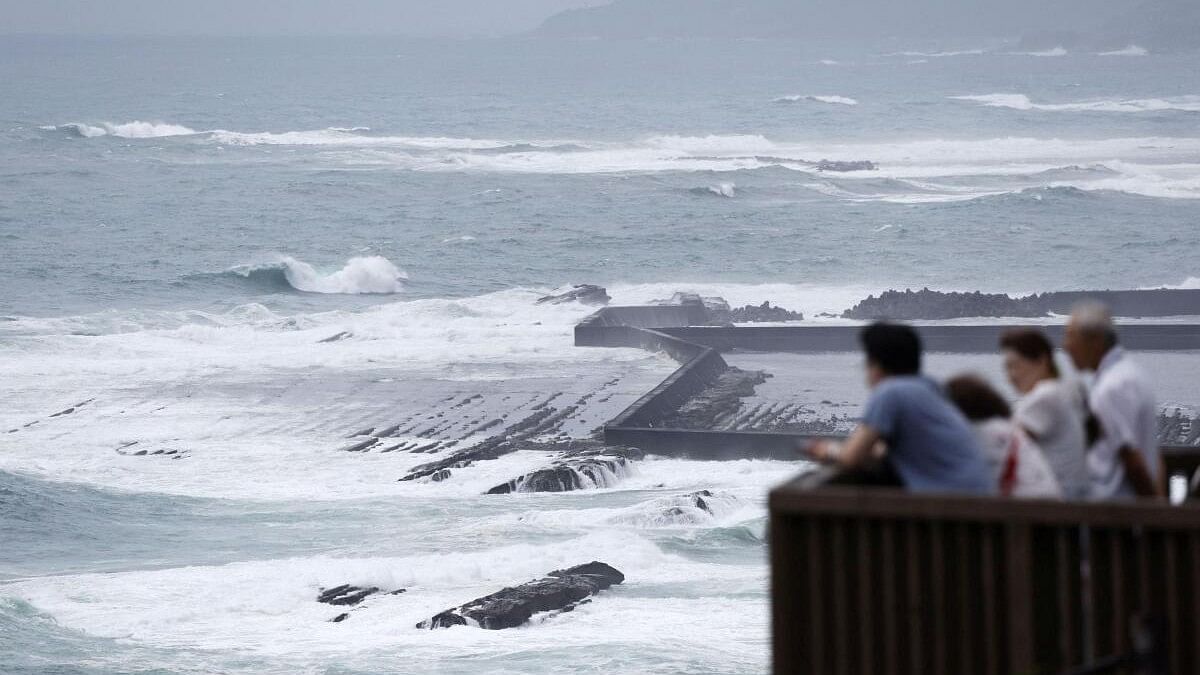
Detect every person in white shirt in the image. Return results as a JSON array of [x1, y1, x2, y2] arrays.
[[1063, 302, 1163, 500], [1000, 328, 1090, 499], [945, 375, 1062, 499]]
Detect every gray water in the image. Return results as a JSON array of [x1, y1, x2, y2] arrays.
[[1, 35, 1198, 674]]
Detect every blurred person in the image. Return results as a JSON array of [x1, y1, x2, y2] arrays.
[[1000, 328, 1089, 499], [1063, 302, 1163, 499], [808, 322, 993, 494], [945, 374, 1062, 498]]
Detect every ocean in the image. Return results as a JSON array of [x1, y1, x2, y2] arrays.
[[1, 35, 1198, 673]]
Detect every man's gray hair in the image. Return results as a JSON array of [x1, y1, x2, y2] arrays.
[[1070, 300, 1118, 346]]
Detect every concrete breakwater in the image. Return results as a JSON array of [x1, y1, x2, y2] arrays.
[[578, 302, 1200, 462]]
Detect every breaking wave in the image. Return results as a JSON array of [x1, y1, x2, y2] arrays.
[[220, 256, 408, 295], [690, 182, 736, 198], [773, 94, 859, 106], [953, 93, 1200, 113], [1014, 47, 1068, 57], [48, 121, 201, 139], [1099, 45, 1148, 56], [889, 49, 986, 57]]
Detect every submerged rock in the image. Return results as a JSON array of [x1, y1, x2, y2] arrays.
[[416, 562, 625, 630], [536, 284, 611, 306]]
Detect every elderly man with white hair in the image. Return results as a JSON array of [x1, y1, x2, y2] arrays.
[[1063, 301, 1163, 499]]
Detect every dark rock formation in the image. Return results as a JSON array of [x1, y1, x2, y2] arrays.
[[416, 562, 624, 630], [536, 284, 611, 306], [723, 301, 803, 323], [317, 585, 381, 606], [815, 159, 877, 172], [843, 287, 1200, 321], [843, 288, 1048, 320], [654, 293, 803, 324], [487, 454, 630, 494]]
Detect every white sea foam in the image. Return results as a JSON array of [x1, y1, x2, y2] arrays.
[[209, 128, 513, 149], [1099, 45, 1148, 56], [953, 93, 1200, 113], [4, 531, 767, 669], [773, 94, 859, 105]]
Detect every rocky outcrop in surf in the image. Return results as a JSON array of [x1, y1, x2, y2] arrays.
[[487, 452, 632, 494], [417, 562, 624, 630], [654, 293, 803, 324], [317, 585, 383, 607], [536, 284, 611, 306]]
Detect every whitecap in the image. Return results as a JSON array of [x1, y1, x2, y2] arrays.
[[773, 94, 858, 106], [52, 121, 201, 139], [1016, 47, 1068, 57], [1098, 45, 1148, 56]]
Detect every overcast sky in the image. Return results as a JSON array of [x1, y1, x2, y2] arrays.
[[0, 0, 608, 37]]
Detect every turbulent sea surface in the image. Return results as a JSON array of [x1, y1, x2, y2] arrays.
[[1, 36, 1198, 673]]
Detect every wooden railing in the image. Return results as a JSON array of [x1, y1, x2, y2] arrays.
[[769, 470, 1200, 675]]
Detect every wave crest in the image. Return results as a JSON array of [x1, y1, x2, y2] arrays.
[[1099, 45, 1148, 56], [225, 256, 408, 295]]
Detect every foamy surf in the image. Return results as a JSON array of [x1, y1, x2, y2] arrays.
[[953, 93, 1200, 113]]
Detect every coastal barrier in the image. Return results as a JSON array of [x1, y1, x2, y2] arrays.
[[770, 470, 1200, 674], [578, 305, 1200, 461]]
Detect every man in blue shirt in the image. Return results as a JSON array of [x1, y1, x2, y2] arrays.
[[809, 322, 994, 494]]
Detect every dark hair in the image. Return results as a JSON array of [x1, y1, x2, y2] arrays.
[[860, 322, 921, 375], [945, 375, 1012, 421], [999, 328, 1060, 378]]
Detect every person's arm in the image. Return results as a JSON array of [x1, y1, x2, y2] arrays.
[[809, 425, 882, 468], [1118, 446, 1164, 499]]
